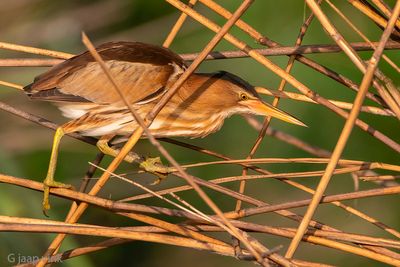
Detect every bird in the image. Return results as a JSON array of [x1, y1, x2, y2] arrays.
[[23, 41, 305, 214]]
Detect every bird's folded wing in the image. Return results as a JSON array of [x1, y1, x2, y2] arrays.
[[24, 42, 187, 105]]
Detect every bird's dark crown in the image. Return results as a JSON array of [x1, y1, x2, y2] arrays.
[[200, 70, 259, 99]]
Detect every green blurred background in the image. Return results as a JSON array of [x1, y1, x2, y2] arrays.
[[0, 0, 399, 266]]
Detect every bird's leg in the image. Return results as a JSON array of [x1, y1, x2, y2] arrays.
[[43, 127, 73, 215], [96, 135, 175, 183]]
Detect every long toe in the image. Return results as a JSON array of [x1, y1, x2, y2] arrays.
[[42, 179, 73, 215], [42, 185, 51, 216], [140, 157, 177, 175], [44, 180, 73, 189]]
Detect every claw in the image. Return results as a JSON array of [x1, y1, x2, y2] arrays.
[[42, 177, 73, 216], [149, 176, 164, 186], [42, 185, 51, 217]]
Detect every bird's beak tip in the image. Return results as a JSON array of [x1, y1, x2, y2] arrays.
[[296, 120, 308, 128]]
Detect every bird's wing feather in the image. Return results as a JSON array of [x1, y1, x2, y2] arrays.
[[24, 42, 186, 105], [28, 88, 90, 102]]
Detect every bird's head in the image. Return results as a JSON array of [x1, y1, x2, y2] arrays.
[[189, 71, 306, 127]]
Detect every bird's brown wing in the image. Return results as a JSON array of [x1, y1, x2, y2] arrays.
[[24, 42, 187, 105]]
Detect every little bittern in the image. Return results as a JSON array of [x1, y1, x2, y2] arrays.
[[24, 41, 305, 213]]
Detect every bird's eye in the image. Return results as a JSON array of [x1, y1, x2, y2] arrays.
[[239, 93, 249, 101]]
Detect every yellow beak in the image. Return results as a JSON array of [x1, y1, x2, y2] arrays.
[[242, 99, 307, 127]]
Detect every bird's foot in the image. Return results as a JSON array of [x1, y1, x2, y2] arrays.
[[139, 157, 175, 185], [42, 177, 73, 216]]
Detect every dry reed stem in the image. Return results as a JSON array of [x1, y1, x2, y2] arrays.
[[317, 0, 400, 120], [285, 0, 400, 258], [33, 36, 151, 260], [1, 1, 392, 109], [0, 37, 400, 119], [225, 221, 400, 265], [2, 93, 397, 242], [0, 166, 371, 237], [325, 0, 400, 73], [125, 163, 400, 240], [0, 41, 73, 59], [92, 164, 239, 246], [236, 1, 319, 219], [36, 128, 145, 266], [160, 136, 400, 239], [89, 163, 214, 223], [0, 79, 393, 118], [4, 216, 400, 266], [3, 171, 396, 222], [39, 2, 286, 266], [2, 170, 399, 261], [0, 173, 200, 219], [0, 80, 23, 90], [0, 99, 367, 232], [256, 87, 394, 116], [0, 58, 62, 67], [122, 167, 398, 201], [28, 223, 393, 267], [82, 33, 232, 233], [190, 2, 400, 241], [200, 0, 384, 106], [338, 2, 400, 118], [10, 225, 331, 267], [163, 0, 198, 47], [2, 184, 395, 266], [370, 0, 396, 19], [360, 174, 400, 181], [244, 116, 399, 189], [1, 0, 398, 265], [64, 152, 104, 222], [159, 1, 280, 264], [215, 0, 399, 127], [88, 165, 226, 246], [243, 116, 331, 157], [0, 85, 354, 236], [1, 41, 400, 67], [1, 223, 246, 259], [29, 228, 329, 267], [181, 40, 400, 59], [348, 0, 400, 30], [159, 133, 400, 240], [167, 0, 400, 153], [163, 157, 399, 168]]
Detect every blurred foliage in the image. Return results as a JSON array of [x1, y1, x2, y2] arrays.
[[0, 0, 399, 266]]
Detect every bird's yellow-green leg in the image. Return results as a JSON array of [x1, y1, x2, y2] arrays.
[[43, 127, 73, 214], [96, 135, 175, 183]]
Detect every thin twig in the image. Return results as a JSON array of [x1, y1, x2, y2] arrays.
[[235, 0, 320, 216], [256, 87, 394, 116], [167, 0, 400, 153], [200, 0, 386, 106], [163, 0, 198, 47], [0, 41, 73, 59], [325, 0, 400, 73], [1, 41, 399, 67], [285, 0, 400, 257], [0, 80, 24, 90], [40, 2, 286, 266]]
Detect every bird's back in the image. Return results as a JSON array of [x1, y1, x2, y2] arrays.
[[24, 42, 187, 105]]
